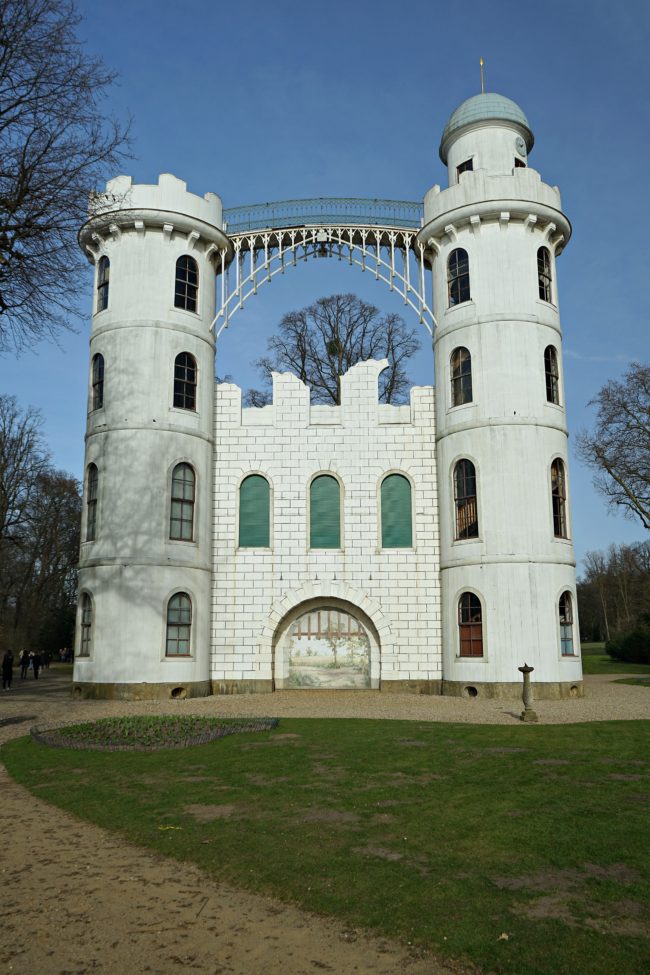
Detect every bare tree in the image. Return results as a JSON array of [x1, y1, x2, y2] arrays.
[[0, 0, 130, 353], [576, 362, 650, 529], [246, 294, 421, 405], [0, 393, 50, 542]]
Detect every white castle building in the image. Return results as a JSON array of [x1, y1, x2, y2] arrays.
[[73, 91, 583, 700]]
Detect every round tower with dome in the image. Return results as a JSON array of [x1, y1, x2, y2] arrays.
[[74, 174, 230, 698], [418, 92, 582, 696]]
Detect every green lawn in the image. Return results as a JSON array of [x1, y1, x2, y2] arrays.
[[580, 643, 650, 676], [3, 719, 650, 975]]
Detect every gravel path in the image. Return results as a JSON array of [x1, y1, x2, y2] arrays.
[[0, 668, 647, 975]]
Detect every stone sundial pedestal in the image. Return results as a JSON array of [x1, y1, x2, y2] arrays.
[[518, 663, 538, 723]]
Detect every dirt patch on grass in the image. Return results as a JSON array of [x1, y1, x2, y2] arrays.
[[494, 862, 640, 892], [533, 759, 570, 766], [607, 773, 644, 781], [354, 844, 404, 862], [184, 803, 240, 822], [246, 773, 291, 786], [300, 808, 360, 824], [396, 739, 428, 747]]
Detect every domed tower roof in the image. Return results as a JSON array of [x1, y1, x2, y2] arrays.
[[439, 93, 534, 163]]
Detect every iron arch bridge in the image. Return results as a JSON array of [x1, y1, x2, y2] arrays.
[[210, 197, 437, 337]]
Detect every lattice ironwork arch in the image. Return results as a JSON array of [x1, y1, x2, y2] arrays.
[[210, 220, 437, 338]]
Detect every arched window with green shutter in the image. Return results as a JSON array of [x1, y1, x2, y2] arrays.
[[310, 475, 341, 549], [238, 474, 270, 547], [381, 474, 412, 548]]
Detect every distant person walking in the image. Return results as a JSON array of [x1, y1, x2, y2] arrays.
[[31, 651, 41, 680], [2, 650, 14, 690], [19, 649, 30, 680]]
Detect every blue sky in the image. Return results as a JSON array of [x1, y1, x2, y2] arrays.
[[1, 0, 648, 567]]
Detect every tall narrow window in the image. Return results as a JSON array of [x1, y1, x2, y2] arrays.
[[559, 592, 575, 656], [381, 474, 412, 548], [170, 464, 195, 540], [239, 474, 270, 547], [173, 352, 197, 410], [551, 459, 568, 538], [451, 347, 473, 406], [174, 255, 198, 312], [538, 247, 552, 302], [458, 592, 483, 657], [544, 346, 560, 404], [166, 593, 192, 656], [456, 158, 473, 179], [448, 248, 470, 307], [310, 475, 341, 549], [454, 460, 478, 539], [86, 464, 98, 541], [97, 256, 110, 312], [91, 353, 104, 411], [79, 593, 93, 656]]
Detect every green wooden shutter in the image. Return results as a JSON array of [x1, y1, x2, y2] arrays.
[[239, 475, 270, 547], [310, 475, 341, 548], [381, 474, 412, 548]]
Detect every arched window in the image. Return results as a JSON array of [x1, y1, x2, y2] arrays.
[[165, 592, 192, 656], [451, 347, 473, 406], [174, 255, 198, 312], [538, 247, 552, 303], [79, 593, 93, 656], [448, 248, 470, 307], [170, 464, 195, 540], [97, 256, 110, 312], [173, 352, 197, 410], [381, 474, 412, 548], [454, 460, 478, 539], [86, 464, 98, 541], [544, 346, 559, 404], [458, 592, 483, 657], [91, 353, 104, 411], [551, 459, 568, 538], [310, 475, 341, 549], [239, 474, 270, 547], [559, 592, 575, 656]]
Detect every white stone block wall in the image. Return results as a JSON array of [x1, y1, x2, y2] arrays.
[[211, 359, 441, 687]]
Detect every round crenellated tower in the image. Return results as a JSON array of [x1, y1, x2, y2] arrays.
[[418, 93, 583, 698], [74, 174, 231, 699]]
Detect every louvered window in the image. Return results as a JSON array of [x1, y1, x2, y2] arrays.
[[381, 474, 412, 548], [166, 592, 192, 656], [559, 592, 574, 655], [454, 460, 478, 539], [458, 592, 483, 657], [239, 475, 270, 547], [451, 347, 472, 406], [310, 475, 341, 549], [170, 464, 195, 541]]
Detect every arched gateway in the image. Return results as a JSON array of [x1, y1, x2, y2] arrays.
[[73, 89, 583, 701]]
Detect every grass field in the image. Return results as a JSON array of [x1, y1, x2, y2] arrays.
[[3, 719, 650, 975], [580, 643, 650, 676]]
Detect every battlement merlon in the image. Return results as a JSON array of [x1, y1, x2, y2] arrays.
[[215, 359, 435, 429], [421, 168, 571, 254], [79, 173, 228, 261]]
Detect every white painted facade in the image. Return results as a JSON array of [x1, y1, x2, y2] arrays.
[[73, 92, 583, 700]]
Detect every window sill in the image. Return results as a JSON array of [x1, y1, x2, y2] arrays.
[[171, 306, 200, 318], [456, 655, 487, 661], [164, 654, 193, 660], [445, 299, 474, 316], [452, 536, 481, 545], [168, 538, 197, 545], [237, 546, 272, 552], [379, 547, 415, 553], [309, 548, 344, 553]]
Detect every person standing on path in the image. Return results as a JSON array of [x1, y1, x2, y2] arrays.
[[2, 650, 14, 690], [32, 652, 41, 680], [19, 649, 29, 680]]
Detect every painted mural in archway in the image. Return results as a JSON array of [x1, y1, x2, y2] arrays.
[[286, 606, 371, 688]]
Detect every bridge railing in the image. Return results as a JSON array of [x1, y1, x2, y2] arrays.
[[223, 197, 424, 234]]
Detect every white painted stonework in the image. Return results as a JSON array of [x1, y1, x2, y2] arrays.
[[73, 92, 583, 700]]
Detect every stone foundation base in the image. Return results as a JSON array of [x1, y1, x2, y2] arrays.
[[71, 680, 213, 701], [211, 679, 274, 695], [380, 679, 443, 695], [441, 679, 583, 700]]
